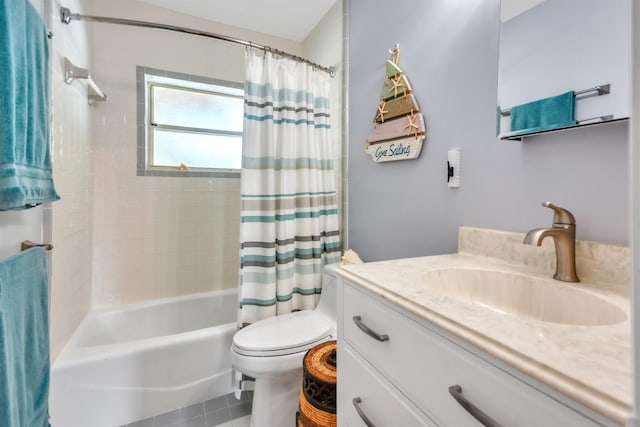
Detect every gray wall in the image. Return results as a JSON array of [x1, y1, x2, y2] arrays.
[[348, 0, 629, 262]]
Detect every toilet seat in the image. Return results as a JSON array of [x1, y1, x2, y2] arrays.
[[232, 311, 333, 357]]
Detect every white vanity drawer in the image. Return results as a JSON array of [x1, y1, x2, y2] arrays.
[[338, 345, 435, 427], [342, 282, 605, 427]]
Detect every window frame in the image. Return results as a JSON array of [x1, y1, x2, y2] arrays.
[[136, 66, 243, 178]]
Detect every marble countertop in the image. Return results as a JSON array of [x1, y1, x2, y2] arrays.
[[338, 227, 631, 425]]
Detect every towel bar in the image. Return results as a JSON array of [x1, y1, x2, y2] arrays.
[[63, 57, 107, 106], [21, 240, 53, 252], [500, 84, 611, 117]]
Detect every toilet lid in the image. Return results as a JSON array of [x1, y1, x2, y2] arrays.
[[232, 311, 333, 357]]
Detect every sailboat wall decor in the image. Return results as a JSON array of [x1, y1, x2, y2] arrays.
[[365, 45, 426, 163]]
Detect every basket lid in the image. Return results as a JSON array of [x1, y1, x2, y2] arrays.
[[232, 311, 333, 356]]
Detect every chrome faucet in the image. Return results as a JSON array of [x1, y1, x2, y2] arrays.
[[523, 202, 580, 282]]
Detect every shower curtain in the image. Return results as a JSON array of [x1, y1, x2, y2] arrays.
[[238, 49, 341, 326]]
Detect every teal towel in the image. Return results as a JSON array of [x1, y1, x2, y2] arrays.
[[510, 91, 576, 135], [0, 0, 60, 210], [0, 248, 51, 427]]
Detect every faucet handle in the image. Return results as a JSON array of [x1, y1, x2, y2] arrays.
[[542, 201, 575, 225]]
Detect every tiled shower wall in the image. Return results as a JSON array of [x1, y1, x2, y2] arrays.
[[87, 0, 321, 306], [49, 0, 95, 358]]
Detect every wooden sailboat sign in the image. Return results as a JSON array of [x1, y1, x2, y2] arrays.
[[366, 135, 425, 163], [365, 45, 426, 163], [382, 74, 412, 100], [386, 59, 403, 78], [367, 112, 425, 145], [373, 94, 419, 123]]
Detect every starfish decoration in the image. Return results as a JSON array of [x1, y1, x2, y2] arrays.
[[390, 76, 405, 98], [375, 100, 388, 123], [404, 110, 420, 139]]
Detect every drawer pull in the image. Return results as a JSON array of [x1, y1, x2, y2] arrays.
[[352, 397, 375, 427], [449, 385, 503, 427], [352, 316, 389, 342]]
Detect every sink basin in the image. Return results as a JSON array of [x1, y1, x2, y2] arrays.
[[422, 268, 626, 326]]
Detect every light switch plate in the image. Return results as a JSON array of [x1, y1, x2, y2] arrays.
[[448, 148, 460, 188]]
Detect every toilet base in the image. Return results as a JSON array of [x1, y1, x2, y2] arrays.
[[249, 368, 303, 427]]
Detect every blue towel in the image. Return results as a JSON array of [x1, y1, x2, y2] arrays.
[[510, 91, 576, 135], [0, 248, 51, 427], [0, 0, 60, 210]]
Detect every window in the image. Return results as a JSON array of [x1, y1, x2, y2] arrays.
[[137, 67, 244, 177]]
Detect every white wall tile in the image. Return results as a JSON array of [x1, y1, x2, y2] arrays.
[[48, 0, 95, 360]]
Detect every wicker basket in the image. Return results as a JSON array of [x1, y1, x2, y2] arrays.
[[296, 340, 337, 427]]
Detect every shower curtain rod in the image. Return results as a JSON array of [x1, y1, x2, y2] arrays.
[[59, 7, 336, 77]]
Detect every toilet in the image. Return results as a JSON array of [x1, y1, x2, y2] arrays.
[[231, 265, 338, 427]]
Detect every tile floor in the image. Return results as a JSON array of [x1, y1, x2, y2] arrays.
[[122, 392, 252, 427]]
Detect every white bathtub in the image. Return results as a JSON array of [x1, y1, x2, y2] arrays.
[[50, 289, 238, 427]]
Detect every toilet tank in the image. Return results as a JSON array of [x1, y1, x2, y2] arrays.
[[315, 264, 339, 322]]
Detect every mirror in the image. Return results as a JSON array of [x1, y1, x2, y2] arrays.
[[497, 0, 630, 139]]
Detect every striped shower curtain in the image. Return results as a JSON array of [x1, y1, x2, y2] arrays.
[[238, 50, 341, 326]]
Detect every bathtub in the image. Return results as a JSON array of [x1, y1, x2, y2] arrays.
[[49, 289, 238, 427]]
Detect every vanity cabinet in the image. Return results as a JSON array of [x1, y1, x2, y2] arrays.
[[340, 345, 435, 426], [337, 278, 611, 427]]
